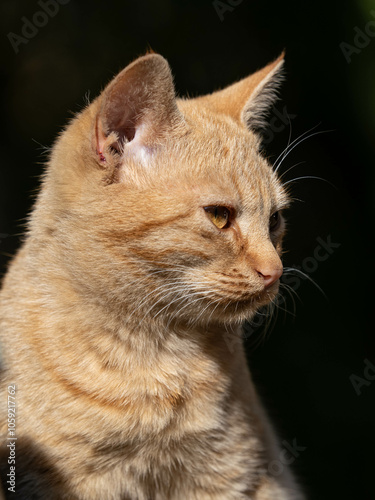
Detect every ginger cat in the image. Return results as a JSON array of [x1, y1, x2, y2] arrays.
[[0, 53, 305, 499]]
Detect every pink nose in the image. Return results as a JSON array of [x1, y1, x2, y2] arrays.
[[256, 266, 283, 288]]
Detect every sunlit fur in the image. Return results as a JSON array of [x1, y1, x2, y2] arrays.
[[0, 54, 305, 499]]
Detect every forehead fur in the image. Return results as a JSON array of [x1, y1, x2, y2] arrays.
[[118, 99, 288, 211]]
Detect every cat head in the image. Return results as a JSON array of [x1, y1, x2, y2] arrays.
[[41, 52, 289, 327]]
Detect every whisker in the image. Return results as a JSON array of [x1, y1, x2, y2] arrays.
[[205, 298, 223, 325], [282, 175, 337, 189], [263, 302, 278, 339], [127, 279, 186, 321], [273, 297, 295, 318], [153, 287, 210, 321], [244, 309, 270, 350], [274, 127, 334, 174], [283, 267, 328, 300], [279, 284, 298, 319], [137, 284, 194, 324], [278, 161, 306, 180], [168, 292, 211, 327], [273, 123, 322, 172], [280, 282, 300, 301], [195, 295, 220, 326], [129, 278, 213, 324]]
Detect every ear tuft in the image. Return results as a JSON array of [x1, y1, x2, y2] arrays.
[[242, 53, 285, 131]]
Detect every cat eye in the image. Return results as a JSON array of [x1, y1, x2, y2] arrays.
[[204, 206, 231, 229], [269, 211, 281, 231]]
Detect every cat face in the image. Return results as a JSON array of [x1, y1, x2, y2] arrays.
[[45, 53, 288, 326]]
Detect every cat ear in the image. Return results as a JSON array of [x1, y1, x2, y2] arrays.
[[198, 53, 285, 132], [95, 53, 184, 162]]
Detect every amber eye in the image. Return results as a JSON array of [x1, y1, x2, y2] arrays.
[[269, 211, 280, 231], [204, 206, 231, 229]]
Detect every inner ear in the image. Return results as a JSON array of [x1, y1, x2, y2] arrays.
[[95, 88, 141, 160], [104, 106, 137, 145], [99, 87, 142, 150], [93, 53, 185, 166], [95, 112, 135, 161]]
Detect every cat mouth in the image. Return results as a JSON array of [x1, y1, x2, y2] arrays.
[[228, 288, 278, 312], [195, 282, 280, 322], [228, 281, 280, 307]]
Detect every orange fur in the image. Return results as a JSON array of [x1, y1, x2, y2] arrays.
[[0, 53, 305, 499]]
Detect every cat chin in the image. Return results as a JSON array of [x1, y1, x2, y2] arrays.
[[191, 285, 280, 325], [236, 282, 280, 307]]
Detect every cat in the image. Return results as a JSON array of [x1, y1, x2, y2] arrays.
[[0, 52, 306, 499]]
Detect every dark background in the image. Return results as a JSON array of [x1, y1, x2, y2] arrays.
[[0, 0, 374, 499]]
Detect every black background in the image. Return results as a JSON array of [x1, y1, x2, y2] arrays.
[[0, 1, 374, 499]]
